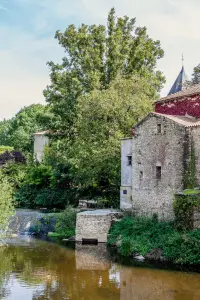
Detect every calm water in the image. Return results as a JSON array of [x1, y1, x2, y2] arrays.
[[1, 237, 200, 299]]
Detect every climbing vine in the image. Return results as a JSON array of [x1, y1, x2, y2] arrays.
[[183, 142, 196, 189], [174, 194, 200, 230]]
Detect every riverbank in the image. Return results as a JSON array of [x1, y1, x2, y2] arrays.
[[107, 216, 200, 266]]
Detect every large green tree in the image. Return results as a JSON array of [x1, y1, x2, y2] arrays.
[[44, 8, 165, 135], [58, 75, 156, 188]]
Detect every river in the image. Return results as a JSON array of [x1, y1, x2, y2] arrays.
[[0, 237, 200, 300]]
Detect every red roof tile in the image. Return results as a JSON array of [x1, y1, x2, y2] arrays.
[[157, 84, 200, 103]]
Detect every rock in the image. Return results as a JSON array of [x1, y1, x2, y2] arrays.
[[145, 248, 163, 261], [134, 255, 145, 262]]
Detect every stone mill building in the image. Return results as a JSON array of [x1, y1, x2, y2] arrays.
[[121, 67, 200, 220]]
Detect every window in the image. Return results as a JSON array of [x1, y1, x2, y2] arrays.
[[157, 124, 161, 133], [156, 166, 162, 180], [139, 171, 143, 180], [123, 190, 127, 195], [127, 155, 132, 166]]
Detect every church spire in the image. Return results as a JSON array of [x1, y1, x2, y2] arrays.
[[168, 56, 188, 96]]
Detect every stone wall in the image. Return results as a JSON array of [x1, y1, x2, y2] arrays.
[[132, 113, 187, 220], [76, 210, 122, 243]]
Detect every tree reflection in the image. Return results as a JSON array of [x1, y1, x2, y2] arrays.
[[0, 239, 120, 300]]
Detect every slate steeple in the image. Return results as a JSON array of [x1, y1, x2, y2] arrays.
[[168, 57, 188, 95]]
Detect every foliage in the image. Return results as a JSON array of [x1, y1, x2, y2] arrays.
[[0, 162, 27, 190], [183, 189, 200, 195], [163, 230, 200, 265], [108, 216, 200, 265], [108, 216, 174, 256], [44, 8, 164, 135], [0, 175, 14, 230], [191, 64, 200, 85], [173, 193, 200, 230], [56, 76, 155, 191], [183, 143, 195, 189], [0, 151, 25, 167], [49, 207, 77, 238], [24, 164, 53, 187], [0, 104, 52, 155], [15, 184, 80, 209], [15, 184, 39, 208], [0, 146, 13, 154]]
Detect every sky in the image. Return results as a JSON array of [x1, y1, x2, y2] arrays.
[[0, 0, 200, 120]]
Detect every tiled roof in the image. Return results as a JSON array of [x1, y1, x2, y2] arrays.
[[153, 112, 200, 127], [157, 84, 200, 103]]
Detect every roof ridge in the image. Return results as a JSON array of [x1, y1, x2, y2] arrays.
[[158, 83, 200, 103]]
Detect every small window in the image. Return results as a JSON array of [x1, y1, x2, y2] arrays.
[[156, 166, 161, 180], [139, 171, 143, 180], [123, 190, 127, 195], [157, 124, 161, 133], [127, 155, 132, 166]]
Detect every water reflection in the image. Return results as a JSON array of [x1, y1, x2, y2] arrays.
[[0, 237, 200, 299]]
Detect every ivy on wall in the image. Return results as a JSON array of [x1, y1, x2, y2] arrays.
[[183, 142, 196, 189], [155, 95, 200, 117], [174, 193, 200, 230]]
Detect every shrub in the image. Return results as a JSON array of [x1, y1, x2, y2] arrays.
[[0, 175, 14, 230], [15, 184, 39, 208], [1, 162, 27, 190], [108, 216, 200, 265], [25, 164, 53, 187], [52, 207, 77, 238]]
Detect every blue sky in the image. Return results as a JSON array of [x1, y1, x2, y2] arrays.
[[0, 0, 200, 119]]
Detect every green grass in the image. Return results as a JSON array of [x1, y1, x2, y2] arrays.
[[108, 216, 200, 265]]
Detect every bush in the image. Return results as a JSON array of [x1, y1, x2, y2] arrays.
[[50, 207, 77, 238], [15, 184, 39, 208], [15, 184, 80, 209], [108, 216, 200, 265], [1, 162, 27, 190], [25, 164, 53, 187], [0, 175, 14, 230]]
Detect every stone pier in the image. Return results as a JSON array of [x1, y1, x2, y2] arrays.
[[76, 209, 122, 243]]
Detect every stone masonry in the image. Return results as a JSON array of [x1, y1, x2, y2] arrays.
[[121, 111, 200, 220], [76, 210, 122, 243]]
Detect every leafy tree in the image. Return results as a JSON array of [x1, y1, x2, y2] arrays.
[[63, 75, 156, 188], [191, 64, 200, 84], [44, 8, 165, 134], [0, 119, 12, 146], [0, 175, 14, 230], [2, 104, 52, 154]]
